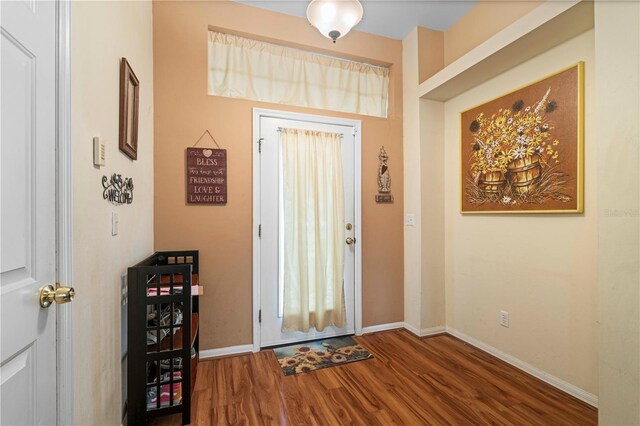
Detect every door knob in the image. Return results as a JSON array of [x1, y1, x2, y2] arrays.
[[40, 284, 75, 308], [346, 237, 356, 245]]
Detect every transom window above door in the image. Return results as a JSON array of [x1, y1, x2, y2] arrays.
[[207, 31, 390, 117]]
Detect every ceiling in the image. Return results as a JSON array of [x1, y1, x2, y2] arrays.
[[232, 0, 477, 40]]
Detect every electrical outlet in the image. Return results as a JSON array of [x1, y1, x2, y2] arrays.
[[500, 310, 509, 328]]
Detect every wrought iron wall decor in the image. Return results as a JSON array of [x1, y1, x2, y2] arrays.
[[102, 173, 134, 205], [375, 146, 393, 203]]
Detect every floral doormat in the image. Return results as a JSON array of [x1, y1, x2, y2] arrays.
[[273, 336, 373, 376]]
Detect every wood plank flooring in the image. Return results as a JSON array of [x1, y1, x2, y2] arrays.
[[150, 329, 597, 425]]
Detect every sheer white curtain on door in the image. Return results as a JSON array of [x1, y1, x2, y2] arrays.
[[280, 128, 346, 332]]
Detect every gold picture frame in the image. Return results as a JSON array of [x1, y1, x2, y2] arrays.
[[119, 58, 140, 160], [460, 62, 584, 214]]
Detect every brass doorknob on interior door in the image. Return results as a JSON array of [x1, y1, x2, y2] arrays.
[[346, 237, 356, 245], [39, 284, 75, 308]]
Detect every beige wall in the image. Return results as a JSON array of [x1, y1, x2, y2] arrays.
[[405, 0, 602, 399], [595, 1, 640, 423], [72, 1, 154, 424], [403, 28, 447, 333], [444, 30, 597, 395], [420, 98, 445, 331], [402, 29, 423, 331], [153, 0, 404, 350]]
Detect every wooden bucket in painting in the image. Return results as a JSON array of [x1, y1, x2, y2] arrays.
[[478, 171, 506, 194], [507, 154, 542, 194]]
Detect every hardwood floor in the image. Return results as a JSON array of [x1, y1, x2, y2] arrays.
[[150, 329, 597, 425]]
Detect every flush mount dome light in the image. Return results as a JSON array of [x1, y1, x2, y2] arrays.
[[306, 0, 364, 43]]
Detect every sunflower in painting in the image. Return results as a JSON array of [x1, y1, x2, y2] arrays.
[[465, 88, 571, 206]]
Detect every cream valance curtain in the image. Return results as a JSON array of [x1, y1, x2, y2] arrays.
[[208, 31, 389, 118], [280, 128, 346, 332]]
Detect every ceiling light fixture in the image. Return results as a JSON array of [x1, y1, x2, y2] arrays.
[[306, 0, 364, 43]]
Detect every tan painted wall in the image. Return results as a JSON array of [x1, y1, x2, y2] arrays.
[[444, 0, 544, 67], [595, 1, 640, 423], [153, 0, 404, 350], [71, 1, 154, 424], [444, 30, 597, 395], [420, 98, 445, 331], [417, 27, 444, 83], [403, 28, 446, 333], [402, 29, 423, 331]]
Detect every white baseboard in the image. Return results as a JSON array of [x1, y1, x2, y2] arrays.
[[360, 322, 445, 337], [403, 323, 446, 337], [419, 326, 447, 337], [403, 322, 421, 336], [361, 322, 405, 334], [200, 344, 254, 360], [446, 327, 598, 408]]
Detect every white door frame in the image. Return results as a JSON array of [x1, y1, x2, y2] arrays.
[[55, 1, 74, 424], [252, 108, 362, 352]]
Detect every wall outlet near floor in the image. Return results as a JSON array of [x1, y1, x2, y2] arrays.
[[499, 310, 509, 328]]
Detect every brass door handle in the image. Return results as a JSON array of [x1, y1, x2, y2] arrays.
[[40, 284, 75, 308], [346, 237, 356, 245]]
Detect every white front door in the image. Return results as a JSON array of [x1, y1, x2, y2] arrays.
[[258, 113, 358, 348], [1, 1, 58, 424]]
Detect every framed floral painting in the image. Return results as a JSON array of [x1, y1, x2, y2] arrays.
[[461, 63, 584, 213]]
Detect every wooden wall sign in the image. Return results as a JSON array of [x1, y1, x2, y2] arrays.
[[186, 148, 227, 204]]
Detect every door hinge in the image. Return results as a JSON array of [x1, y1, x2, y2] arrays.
[[258, 224, 262, 238], [259, 309, 262, 323], [258, 138, 263, 153]]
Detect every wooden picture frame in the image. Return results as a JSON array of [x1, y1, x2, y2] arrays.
[[460, 62, 584, 214], [119, 58, 140, 160]]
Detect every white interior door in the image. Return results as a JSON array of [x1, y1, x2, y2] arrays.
[[258, 114, 357, 348], [1, 1, 58, 424]]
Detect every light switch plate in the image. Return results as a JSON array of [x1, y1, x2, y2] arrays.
[[112, 212, 119, 236], [93, 136, 106, 167], [405, 214, 415, 226], [500, 310, 509, 328]]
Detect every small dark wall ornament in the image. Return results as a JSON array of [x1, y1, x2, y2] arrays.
[[103, 174, 134, 205], [375, 146, 394, 203]]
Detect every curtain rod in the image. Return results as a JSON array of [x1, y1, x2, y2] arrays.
[[209, 30, 390, 72], [277, 127, 344, 138]]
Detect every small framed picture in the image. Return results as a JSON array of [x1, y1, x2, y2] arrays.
[[119, 58, 139, 160]]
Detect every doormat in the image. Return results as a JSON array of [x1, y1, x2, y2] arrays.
[[273, 336, 373, 376]]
